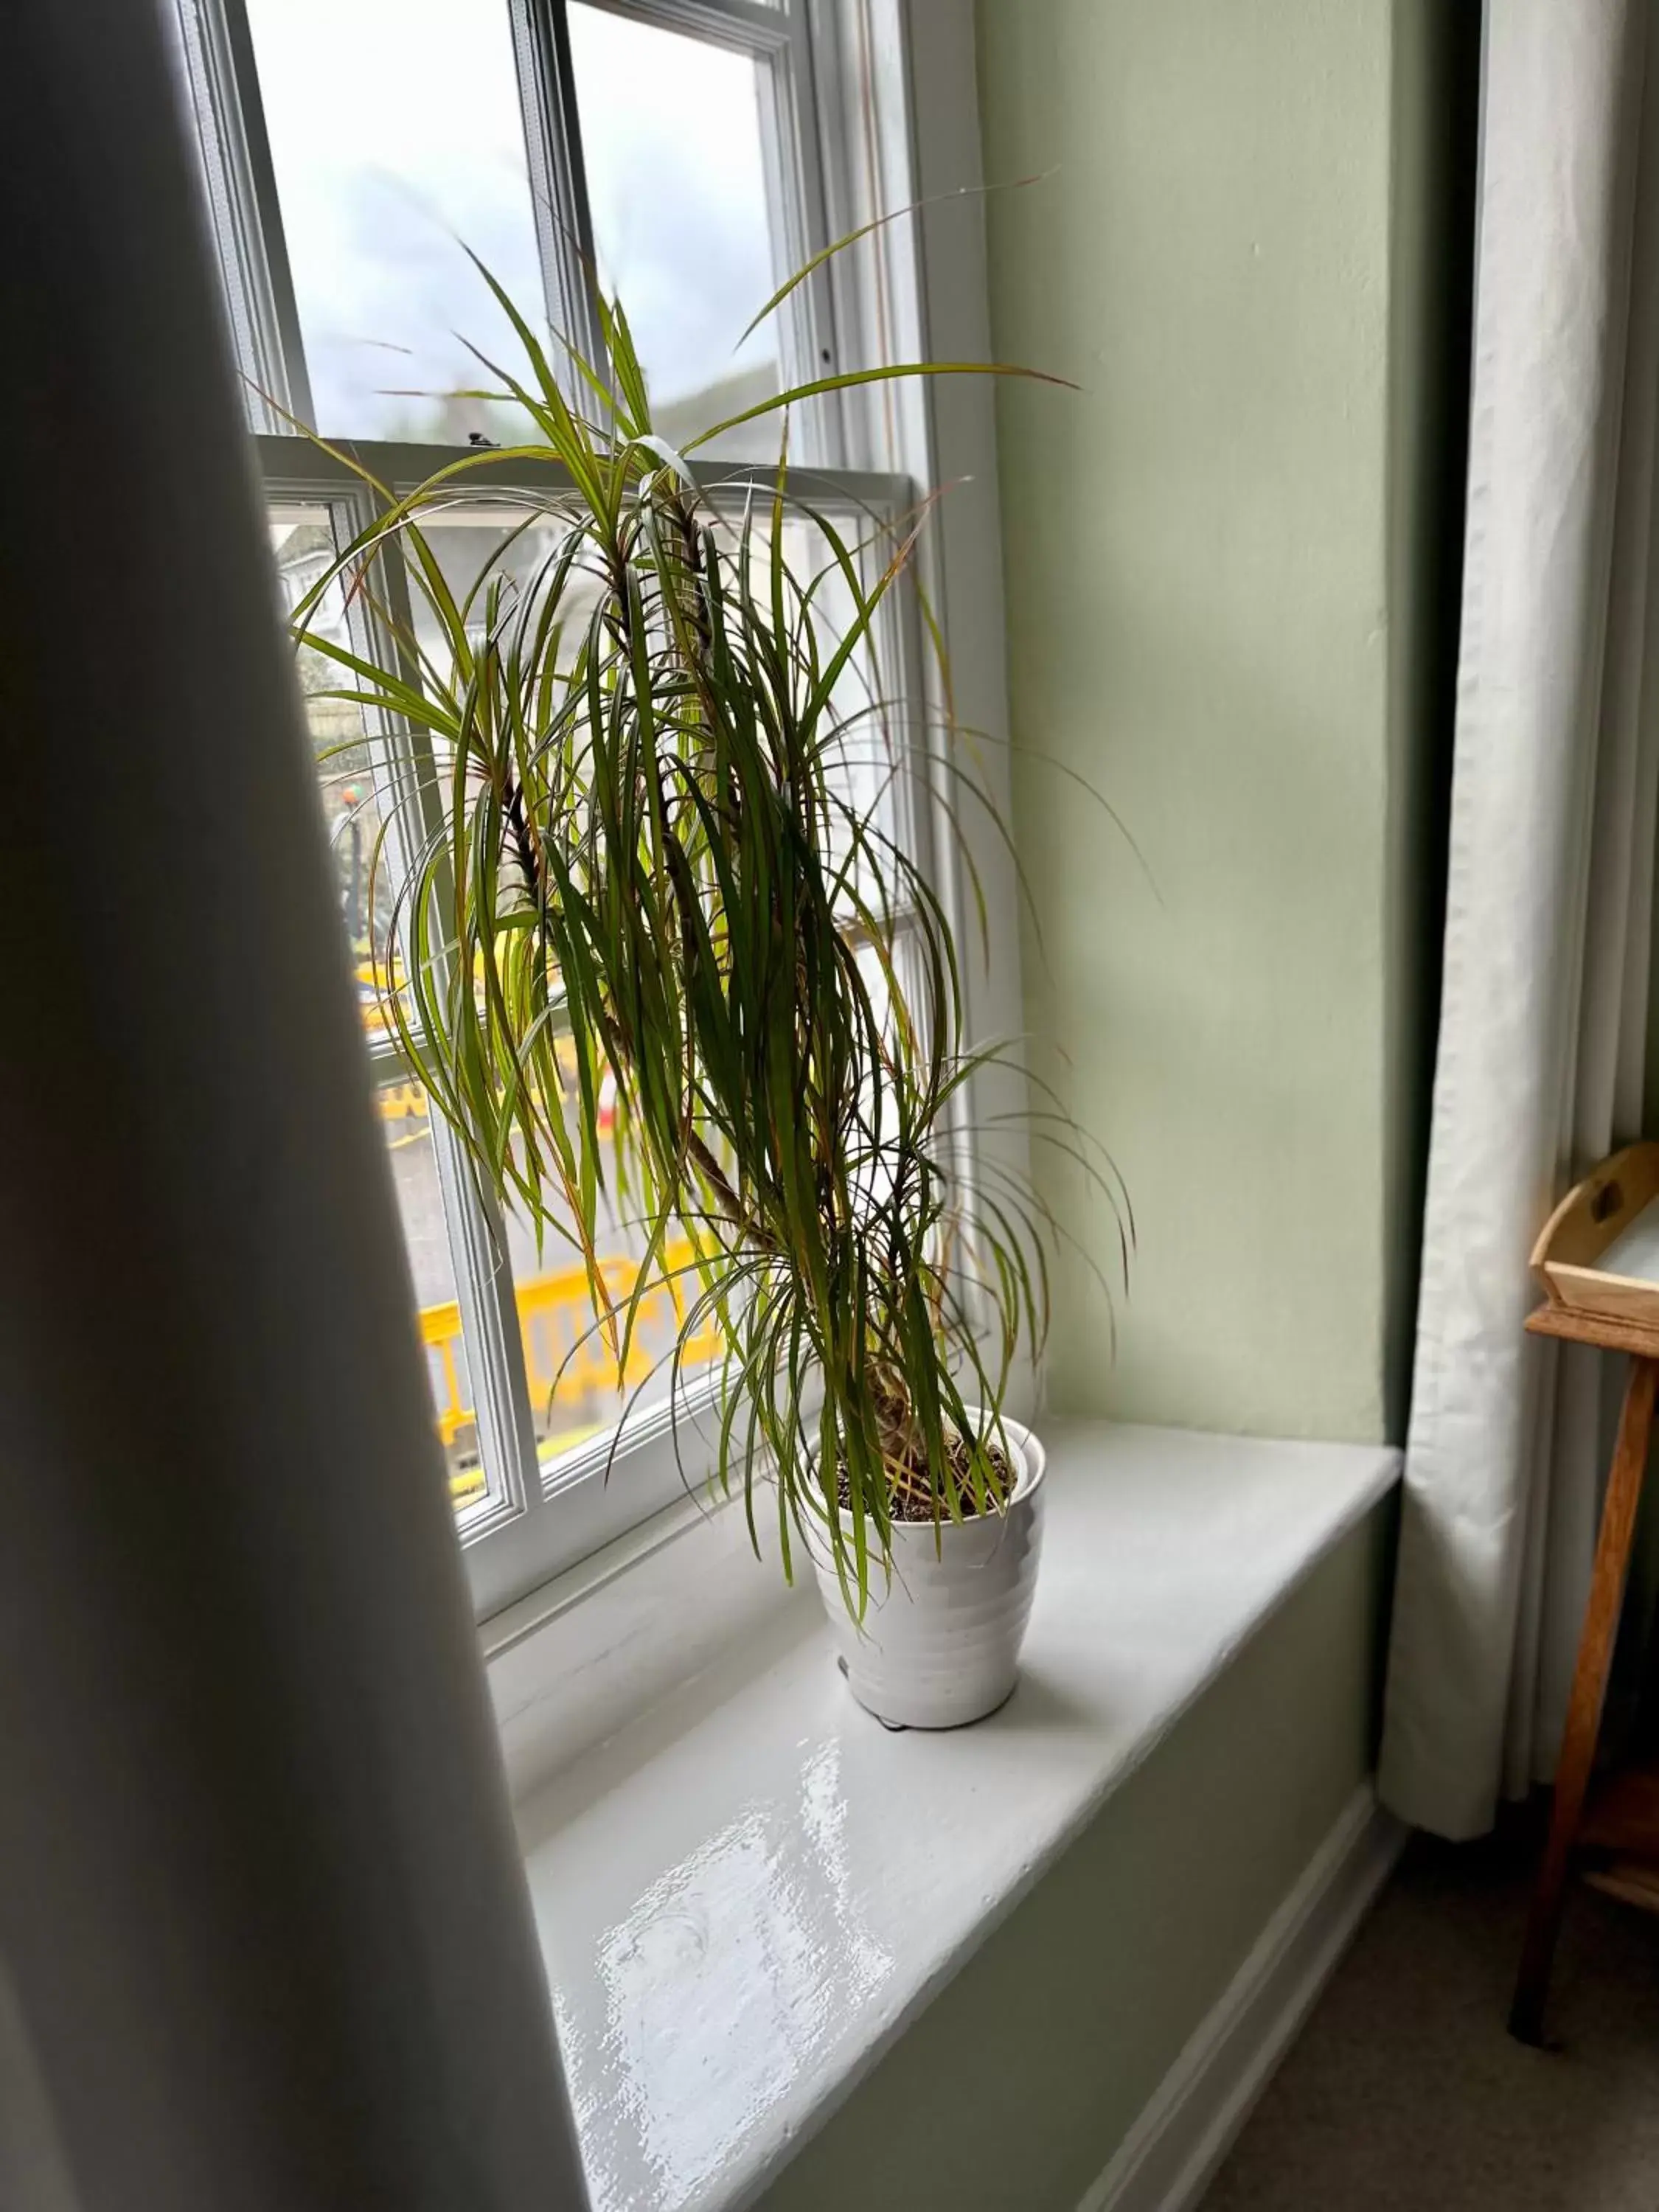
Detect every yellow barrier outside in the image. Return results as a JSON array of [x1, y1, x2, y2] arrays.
[[428, 1239, 722, 1505], [378, 1080, 428, 1127]]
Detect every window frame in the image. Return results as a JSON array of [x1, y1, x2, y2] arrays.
[[175, 0, 846, 456], [169, 0, 310, 430], [181, 0, 1026, 1621]]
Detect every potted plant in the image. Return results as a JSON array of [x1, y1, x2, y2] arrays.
[[291, 259, 1121, 1728]]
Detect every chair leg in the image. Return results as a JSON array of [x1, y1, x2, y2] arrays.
[[1509, 1353, 1659, 2044]]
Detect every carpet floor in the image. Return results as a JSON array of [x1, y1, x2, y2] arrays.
[[1199, 1816, 1659, 2210]]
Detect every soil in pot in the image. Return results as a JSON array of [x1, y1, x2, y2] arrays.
[[835, 1427, 1015, 1523]]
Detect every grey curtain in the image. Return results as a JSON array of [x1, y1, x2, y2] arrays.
[[0, 4, 588, 2204]]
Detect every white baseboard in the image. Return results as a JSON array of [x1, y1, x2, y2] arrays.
[[1079, 1781, 1408, 2212]]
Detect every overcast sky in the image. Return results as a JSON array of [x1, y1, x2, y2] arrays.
[[245, 0, 779, 439]]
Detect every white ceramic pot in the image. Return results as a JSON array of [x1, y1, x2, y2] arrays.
[[807, 1413, 1046, 1729]]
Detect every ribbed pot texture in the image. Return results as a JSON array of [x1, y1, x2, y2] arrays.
[[808, 1415, 1046, 1729]]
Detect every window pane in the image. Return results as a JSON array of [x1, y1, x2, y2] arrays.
[[380, 1085, 495, 1515], [267, 509, 400, 979], [568, 4, 784, 459], [386, 495, 737, 1472], [268, 502, 504, 1521], [400, 501, 597, 667], [394, 501, 725, 1470], [399, 493, 901, 922], [753, 510, 900, 891], [310, 489, 900, 1503], [244, 0, 543, 442], [507, 1193, 722, 1478]]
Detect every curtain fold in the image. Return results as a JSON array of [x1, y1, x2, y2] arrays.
[[1380, 0, 1659, 1840]]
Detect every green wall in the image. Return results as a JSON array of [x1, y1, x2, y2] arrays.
[[980, 0, 1470, 1443], [754, 1503, 1394, 2212]]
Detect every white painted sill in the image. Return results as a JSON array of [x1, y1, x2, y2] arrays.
[[486, 1421, 1400, 2212]]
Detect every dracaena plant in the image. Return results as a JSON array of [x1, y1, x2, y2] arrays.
[[288, 253, 1121, 1613]]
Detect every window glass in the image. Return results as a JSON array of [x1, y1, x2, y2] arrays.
[[407, 503, 723, 1469], [401, 501, 596, 665], [504, 1192, 721, 1479], [267, 509, 400, 975], [568, 4, 783, 459], [379, 1088, 495, 1514], [400, 493, 900, 940], [269, 504, 502, 1519], [753, 510, 897, 895], [244, 0, 544, 441], [268, 455, 904, 1520]]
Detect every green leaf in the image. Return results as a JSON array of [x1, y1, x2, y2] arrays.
[[682, 360, 1077, 455]]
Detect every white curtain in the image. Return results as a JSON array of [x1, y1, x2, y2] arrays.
[[1380, 0, 1659, 1841], [0, 6, 587, 2204]]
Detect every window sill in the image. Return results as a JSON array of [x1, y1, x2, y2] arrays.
[[495, 1421, 1399, 2212]]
